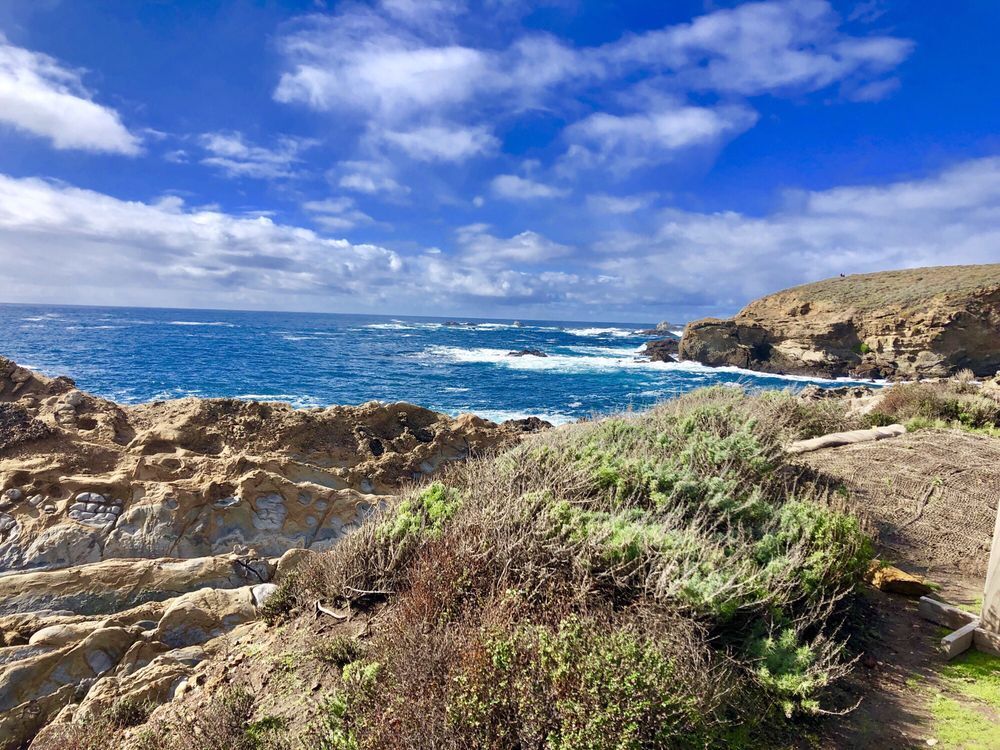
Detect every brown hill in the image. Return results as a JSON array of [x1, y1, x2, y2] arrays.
[[679, 264, 1000, 379]]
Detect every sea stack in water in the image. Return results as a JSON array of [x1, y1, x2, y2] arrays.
[[507, 348, 547, 358], [643, 338, 679, 362], [678, 264, 1000, 379]]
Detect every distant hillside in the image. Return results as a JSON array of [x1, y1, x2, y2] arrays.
[[680, 264, 1000, 379]]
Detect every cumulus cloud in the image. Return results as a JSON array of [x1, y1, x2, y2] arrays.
[[456, 223, 573, 265], [0, 173, 403, 307], [274, 0, 912, 177], [0, 35, 140, 154], [198, 131, 318, 179], [588, 157, 1000, 313], [4, 157, 995, 317], [605, 0, 912, 96], [377, 124, 499, 162], [333, 160, 410, 196], [491, 174, 569, 200], [564, 103, 759, 171], [302, 197, 374, 231]]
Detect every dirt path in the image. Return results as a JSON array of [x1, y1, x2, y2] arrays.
[[799, 430, 1000, 749]]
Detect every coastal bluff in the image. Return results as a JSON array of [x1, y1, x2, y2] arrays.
[[679, 264, 1000, 379]]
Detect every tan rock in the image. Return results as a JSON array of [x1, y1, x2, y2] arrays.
[[154, 587, 256, 648], [679, 265, 1000, 379], [866, 562, 933, 597]]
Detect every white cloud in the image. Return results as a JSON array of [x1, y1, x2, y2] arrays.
[[334, 160, 410, 196], [0, 173, 403, 307], [491, 174, 568, 200], [604, 0, 913, 96], [564, 103, 758, 170], [198, 131, 318, 179], [377, 124, 499, 162], [587, 157, 1000, 313], [586, 193, 657, 214], [0, 158, 997, 316], [456, 223, 572, 265], [302, 197, 374, 231], [272, 1, 912, 177], [0, 35, 140, 154]]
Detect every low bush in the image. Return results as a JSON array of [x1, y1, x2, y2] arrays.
[[208, 387, 875, 748], [867, 381, 1000, 433]]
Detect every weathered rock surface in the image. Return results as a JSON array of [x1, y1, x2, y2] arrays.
[[0, 354, 544, 749], [0, 355, 536, 571], [642, 337, 679, 362], [678, 265, 1000, 379]]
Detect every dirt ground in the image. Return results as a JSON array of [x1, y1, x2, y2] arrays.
[[798, 429, 1000, 749]]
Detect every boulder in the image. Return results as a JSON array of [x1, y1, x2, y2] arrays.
[[866, 562, 933, 597], [643, 338, 679, 362], [507, 349, 547, 358]]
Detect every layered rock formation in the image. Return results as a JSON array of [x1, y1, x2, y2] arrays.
[[0, 356, 543, 748], [679, 265, 1000, 379]]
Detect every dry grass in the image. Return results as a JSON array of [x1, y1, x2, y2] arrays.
[[278, 387, 874, 748], [867, 379, 1000, 432], [745, 264, 1000, 312]]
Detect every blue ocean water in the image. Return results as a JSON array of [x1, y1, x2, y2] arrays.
[[0, 304, 874, 424]]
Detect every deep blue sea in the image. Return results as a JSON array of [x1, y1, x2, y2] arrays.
[[0, 304, 874, 424]]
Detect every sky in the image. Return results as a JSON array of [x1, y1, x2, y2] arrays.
[[0, 0, 997, 322]]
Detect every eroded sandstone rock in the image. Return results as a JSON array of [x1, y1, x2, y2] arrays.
[[678, 265, 1000, 379]]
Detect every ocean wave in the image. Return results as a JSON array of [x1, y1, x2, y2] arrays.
[[423, 345, 884, 386], [424, 346, 657, 373], [566, 344, 647, 356], [169, 321, 236, 327], [456, 408, 577, 426], [363, 321, 442, 331], [663, 359, 887, 385], [565, 327, 637, 338]]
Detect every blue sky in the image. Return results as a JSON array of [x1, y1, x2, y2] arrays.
[[0, 0, 997, 322]]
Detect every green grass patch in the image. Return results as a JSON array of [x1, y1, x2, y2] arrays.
[[930, 694, 1000, 750], [940, 651, 1000, 710]]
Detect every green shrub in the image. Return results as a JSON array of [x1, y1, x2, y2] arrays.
[[748, 628, 825, 717], [448, 617, 714, 749], [261, 573, 299, 625], [314, 635, 362, 667], [384, 482, 462, 540]]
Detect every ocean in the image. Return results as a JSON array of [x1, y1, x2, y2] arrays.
[[0, 304, 874, 424]]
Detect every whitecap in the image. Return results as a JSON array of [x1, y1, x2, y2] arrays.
[[421, 345, 884, 386], [454, 408, 577, 426], [565, 327, 636, 338], [168, 321, 236, 327]]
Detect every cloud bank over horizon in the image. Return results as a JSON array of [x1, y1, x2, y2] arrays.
[[0, 0, 995, 321]]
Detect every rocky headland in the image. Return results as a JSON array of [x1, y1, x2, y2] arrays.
[[0, 356, 545, 747], [678, 264, 1000, 379]]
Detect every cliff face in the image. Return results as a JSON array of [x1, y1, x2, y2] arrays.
[[679, 265, 1000, 379]]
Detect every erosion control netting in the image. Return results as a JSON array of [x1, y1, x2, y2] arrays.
[[797, 430, 1000, 578]]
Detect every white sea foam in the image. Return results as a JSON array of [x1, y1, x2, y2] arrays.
[[424, 346, 656, 373], [458, 408, 577, 426], [565, 327, 636, 338], [169, 321, 236, 327], [363, 321, 441, 331], [423, 345, 884, 385]]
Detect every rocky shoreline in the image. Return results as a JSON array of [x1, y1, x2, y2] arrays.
[[0, 355, 547, 747], [677, 264, 1000, 380]]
